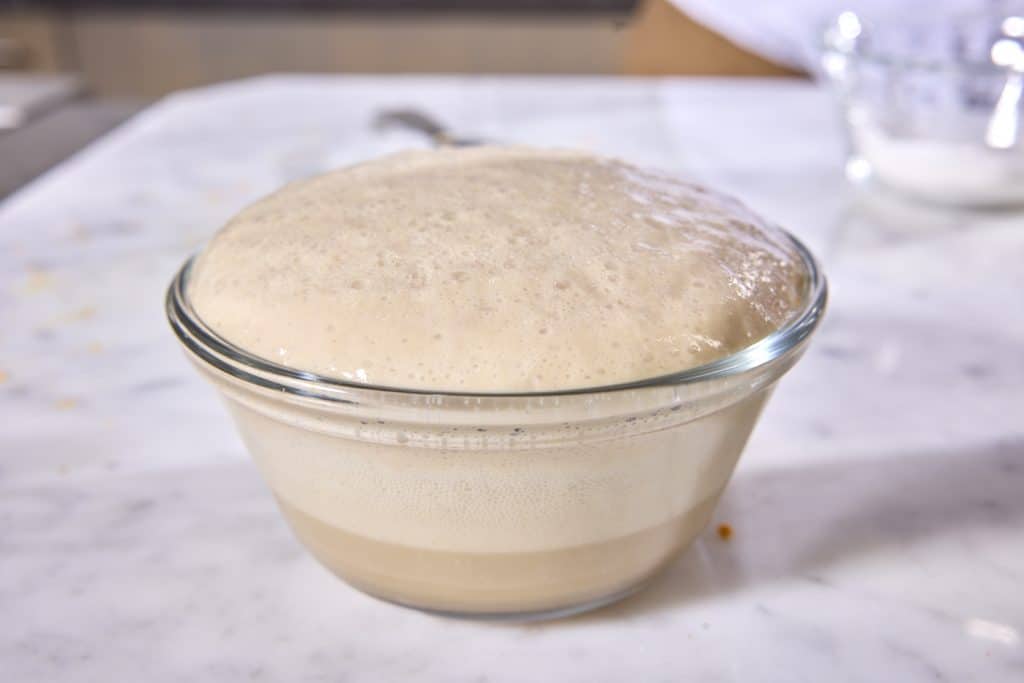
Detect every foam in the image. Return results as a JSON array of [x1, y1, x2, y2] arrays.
[[188, 146, 805, 392]]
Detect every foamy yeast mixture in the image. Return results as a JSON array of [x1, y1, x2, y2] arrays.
[[189, 146, 805, 391]]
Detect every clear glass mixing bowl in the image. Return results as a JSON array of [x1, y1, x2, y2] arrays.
[[820, 4, 1024, 206], [167, 232, 826, 620]]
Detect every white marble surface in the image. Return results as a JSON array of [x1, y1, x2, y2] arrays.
[[1, 76, 1023, 682]]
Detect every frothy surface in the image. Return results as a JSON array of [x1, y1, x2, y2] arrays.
[[189, 146, 805, 391]]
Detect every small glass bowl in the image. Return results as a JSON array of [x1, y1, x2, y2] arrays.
[[166, 233, 826, 620], [820, 4, 1024, 206]]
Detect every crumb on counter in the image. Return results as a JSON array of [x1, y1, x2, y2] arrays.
[[24, 268, 55, 294], [71, 306, 96, 321], [54, 398, 78, 411], [50, 307, 97, 326], [717, 523, 733, 541]]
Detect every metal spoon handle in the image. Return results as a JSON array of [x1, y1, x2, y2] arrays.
[[373, 109, 483, 147]]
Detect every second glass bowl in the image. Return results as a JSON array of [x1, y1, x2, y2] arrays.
[[820, 4, 1024, 206]]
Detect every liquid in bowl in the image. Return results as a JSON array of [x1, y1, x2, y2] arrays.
[[167, 147, 827, 618]]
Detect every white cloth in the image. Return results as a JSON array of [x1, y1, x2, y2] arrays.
[[669, 0, 994, 69]]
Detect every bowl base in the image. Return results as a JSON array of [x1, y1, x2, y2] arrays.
[[277, 492, 721, 621], [349, 571, 656, 623]]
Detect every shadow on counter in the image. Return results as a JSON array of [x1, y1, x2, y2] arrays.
[[563, 437, 1024, 624]]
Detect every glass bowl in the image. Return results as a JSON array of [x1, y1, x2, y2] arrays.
[[820, 4, 1024, 206], [166, 232, 827, 620]]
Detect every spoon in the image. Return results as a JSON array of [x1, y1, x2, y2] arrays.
[[373, 109, 484, 147]]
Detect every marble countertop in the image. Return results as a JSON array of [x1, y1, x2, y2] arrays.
[[1, 76, 1022, 682]]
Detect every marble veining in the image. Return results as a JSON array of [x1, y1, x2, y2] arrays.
[[1, 76, 1022, 682]]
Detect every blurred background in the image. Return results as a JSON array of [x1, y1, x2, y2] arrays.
[[0, 0, 802, 196]]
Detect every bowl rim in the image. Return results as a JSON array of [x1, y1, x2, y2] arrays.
[[819, 6, 1024, 75], [166, 230, 827, 401]]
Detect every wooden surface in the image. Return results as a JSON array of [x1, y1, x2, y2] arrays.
[[0, 10, 64, 72], [622, 0, 802, 76], [1, 1, 800, 97], [68, 11, 627, 96]]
